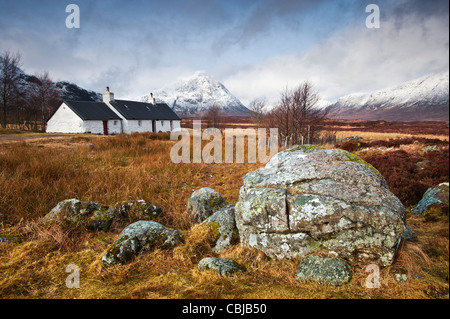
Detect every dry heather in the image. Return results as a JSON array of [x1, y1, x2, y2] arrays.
[[0, 125, 448, 299]]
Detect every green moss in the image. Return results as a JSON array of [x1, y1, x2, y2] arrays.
[[341, 150, 383, 178], [289, 145, 325, 152]]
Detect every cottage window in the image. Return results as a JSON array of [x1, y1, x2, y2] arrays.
[[114, 120, 118, 125], [161, 120, 165, 126], [138, 120, 142, 126]]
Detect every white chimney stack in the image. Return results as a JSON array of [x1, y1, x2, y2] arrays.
[[103, 86, 114, 104], [149, 92, 155, 105]]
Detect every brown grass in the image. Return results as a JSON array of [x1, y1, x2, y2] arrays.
[[0, 123, 448, 299]]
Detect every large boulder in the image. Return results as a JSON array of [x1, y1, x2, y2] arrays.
[[411, 182, 449, 216], [187, 187, 227, 223], [40, 199, 116, 232], [235, 145, 406, 267], [102, 220, 184, 266]]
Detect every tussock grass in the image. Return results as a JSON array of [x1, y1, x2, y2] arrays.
[[0, 129, 448, 299]]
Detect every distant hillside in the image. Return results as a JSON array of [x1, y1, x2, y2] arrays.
[[326, 71, 449, 121], [56, 81, 101, 102]]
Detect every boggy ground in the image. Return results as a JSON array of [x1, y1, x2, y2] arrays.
[[0, 120, 448, 299]]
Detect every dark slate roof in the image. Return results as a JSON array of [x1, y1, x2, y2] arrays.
[[64, 100, 121, 120], [110, 100, 181, 120]]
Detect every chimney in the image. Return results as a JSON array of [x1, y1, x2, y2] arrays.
[[103, 87, 114, 104], [149, 92, 156, 105]]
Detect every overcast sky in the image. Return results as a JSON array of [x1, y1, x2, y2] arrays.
[[0, 0, 448, 106]]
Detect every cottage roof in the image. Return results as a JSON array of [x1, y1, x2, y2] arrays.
[[63, 100, 121, 120], [109, 100, 181, 120]]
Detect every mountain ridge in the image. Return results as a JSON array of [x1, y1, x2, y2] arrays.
[[139, 71, 250, 117], [326, 71, 449, 121]]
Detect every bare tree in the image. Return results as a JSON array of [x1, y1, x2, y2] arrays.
[[265, 81, 329, 146], [203, 104, 222, 129], [0, 51, 22, 128], [34, 72, 61, 132], [248, 98, 266, 126]]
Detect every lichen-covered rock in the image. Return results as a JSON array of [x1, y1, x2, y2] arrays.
[[197, 257, 246, 276], [202, 207, 239, 253], [411, 182, 449, 216], [296, 255, 352, 286], [187, 187, 227, 223], [423, 145, 439, 152], [101, 220, 184, 266], [115, 200, 162, 221], [402, 226, 417, 241], [235, 145, 406, 267], [0, 234, 25, 245], [40, 199, 116, 232]]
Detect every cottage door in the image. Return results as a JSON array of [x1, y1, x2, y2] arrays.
[[152, 120, 156, 133], [103, 121, 108, 135]]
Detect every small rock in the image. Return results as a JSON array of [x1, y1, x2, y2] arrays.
[[423, 145, 439, 152], [101, 220, 183, 266], [187, 188, 227, 223], [296, 255, 352, 286], [343, 136, 363, 142], [411, 182, 449, 215], [40, 199, 116, 232], [395, 273, 408, 283], [115, 200, 162, 221], [202, 208, 239, 253], [0, 234, 25, 245], [197, 257, 246, 276], [402, 226, 417, 241]]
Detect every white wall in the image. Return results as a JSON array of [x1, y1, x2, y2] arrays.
[[82, 120, 122, 135], [46, 103, 84, 133], [126, 120, 153, 134]]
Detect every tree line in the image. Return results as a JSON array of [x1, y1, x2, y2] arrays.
[[0, 50, 61, 131]]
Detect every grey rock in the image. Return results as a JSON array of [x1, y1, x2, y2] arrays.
[[101, 220, 184, 266], [411, 182, 449, 215], [235, 145, 406, 267], [202, 208, 239, 253], [197, 257, 246, 276], [0, 234, 25, 245], [40, 198, 116, 232], [423, 145, 439, 152], [115, 200, 162, 221], [402, 226, 417, 241], [296, 255, 352, 286], [343, 136, 363, 142], [187, 187, 227, 223]]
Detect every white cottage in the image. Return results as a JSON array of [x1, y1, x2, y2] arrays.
[[47, 88, 181, 135]]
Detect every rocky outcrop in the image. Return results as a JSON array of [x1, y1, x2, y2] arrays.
[[411, 182, 449, 215], [40, 199, 116, 232], [101, 220, 183, 266], [235, 145, 406, 266], [187, 188, 227, 223], [296, 255, 352, 286], [197, 257, 246, 276]]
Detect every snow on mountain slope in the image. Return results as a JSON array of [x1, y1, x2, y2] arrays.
[[139, 71, 249, 117], [328, 71, 449, 121], [331, 71, 449, 110]]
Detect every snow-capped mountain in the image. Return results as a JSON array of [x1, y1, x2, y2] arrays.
[[139, 71, 250, 117], [327, 71, 449, 121]]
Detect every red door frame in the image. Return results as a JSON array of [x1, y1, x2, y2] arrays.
[[103, 121, 108, 135]]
